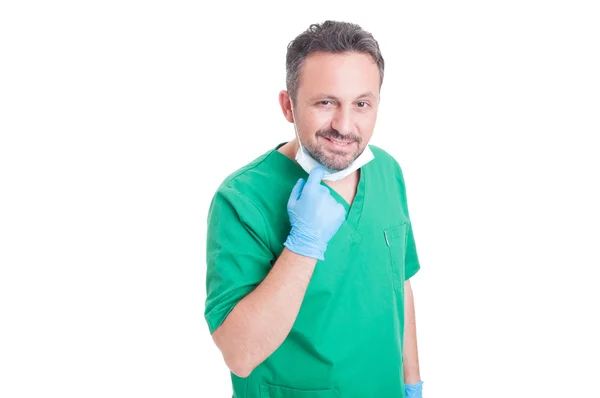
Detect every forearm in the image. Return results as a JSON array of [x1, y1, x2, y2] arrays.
[[403, 279, 421, 384], [212, 248, 317, 377]]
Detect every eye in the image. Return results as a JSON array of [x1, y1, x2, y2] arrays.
[[357, 101, 369, 108], [319, 100, 333, 106]]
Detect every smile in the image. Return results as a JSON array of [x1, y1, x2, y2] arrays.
[[323, 137, 354, 147]]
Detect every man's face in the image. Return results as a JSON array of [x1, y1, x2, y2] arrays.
[[292, 51, 381, 171]]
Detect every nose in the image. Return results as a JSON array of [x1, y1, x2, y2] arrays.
[[330, 106, 355, 137]]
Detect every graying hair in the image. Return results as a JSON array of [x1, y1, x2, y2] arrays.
[[286, 20, 385, 104]]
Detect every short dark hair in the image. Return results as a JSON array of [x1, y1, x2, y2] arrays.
[[285, 20, 385, 104]]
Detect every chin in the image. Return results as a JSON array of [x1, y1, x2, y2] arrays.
[[326, 148, 365, 170], [323, 155, 354, 171], [308, 142, 363, 171]]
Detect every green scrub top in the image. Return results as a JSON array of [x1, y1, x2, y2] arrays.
[[205, 143, 421, 398]]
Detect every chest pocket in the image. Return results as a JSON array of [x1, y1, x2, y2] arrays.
[[384, 222, 408, 292]]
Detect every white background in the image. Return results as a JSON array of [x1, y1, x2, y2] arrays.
[[1, 1, 599, 397]]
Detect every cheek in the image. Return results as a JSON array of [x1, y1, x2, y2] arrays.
[[357, 114, 377, 135], [311, 112, 333, 129], [303, 114, 331, 137]]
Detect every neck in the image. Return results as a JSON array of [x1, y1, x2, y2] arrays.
[[325, 168, 359, 186]]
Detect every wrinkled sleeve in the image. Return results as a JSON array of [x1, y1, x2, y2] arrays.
[[396, 162, 421, 280], [204, 186, 274, 334], [404, 220, 421, 280]]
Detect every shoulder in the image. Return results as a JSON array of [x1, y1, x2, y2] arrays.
[[368, 144, 404, 175], [207, 148, 286, 249], [214, 148, 274, 198], [221, 150, 271, 186], [209, 147, 283, 220], [369, 144, 399, 164]]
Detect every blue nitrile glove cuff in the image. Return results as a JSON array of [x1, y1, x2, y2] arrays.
[[405, 380, 423, 398], [283, 224, 326, 261]]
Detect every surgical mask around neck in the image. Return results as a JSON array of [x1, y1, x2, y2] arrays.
[[290, 105, 374, 182]]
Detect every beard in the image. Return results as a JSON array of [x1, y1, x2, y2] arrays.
[[304, 128, 364, 171]]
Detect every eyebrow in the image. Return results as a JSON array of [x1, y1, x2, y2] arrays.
[[309, 92, 376, 101]]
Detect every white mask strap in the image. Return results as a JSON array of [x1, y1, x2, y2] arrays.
[[290, 101, 305, 155]]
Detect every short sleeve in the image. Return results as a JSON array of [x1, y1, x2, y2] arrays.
[[204, 186, 274, 334], [395, 161, 421, 280], [405, 220, 420, 280]]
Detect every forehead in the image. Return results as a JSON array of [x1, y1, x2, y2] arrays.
[[298, 51, 380, 99]]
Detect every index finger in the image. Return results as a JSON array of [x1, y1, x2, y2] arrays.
[[306, 165, 325, 187]]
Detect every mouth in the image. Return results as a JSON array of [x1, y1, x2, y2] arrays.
[[321, 136, 356, 149]]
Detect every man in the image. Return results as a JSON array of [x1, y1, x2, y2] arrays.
[[205, 20, 424, 397]]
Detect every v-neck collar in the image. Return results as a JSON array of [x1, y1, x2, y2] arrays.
[[270, 142, 367, 231]]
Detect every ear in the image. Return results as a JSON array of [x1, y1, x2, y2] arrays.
[[278, 90, 294, 123]]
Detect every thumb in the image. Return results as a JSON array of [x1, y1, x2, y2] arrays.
[[287, 178, 306, 208], [306, 165, 325, 188]]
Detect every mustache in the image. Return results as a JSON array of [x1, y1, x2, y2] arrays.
[[316, 129, 362, 143]]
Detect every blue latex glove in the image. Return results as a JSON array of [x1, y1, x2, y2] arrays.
[[405, 381, 423, 398], [283, 166, 346, 260]]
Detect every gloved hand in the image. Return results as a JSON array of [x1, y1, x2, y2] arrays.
[[405, 380, 423, 398], [283, 166, 346, 260]]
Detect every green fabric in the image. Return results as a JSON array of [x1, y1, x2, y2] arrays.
[[205, 143, 421, 397]]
